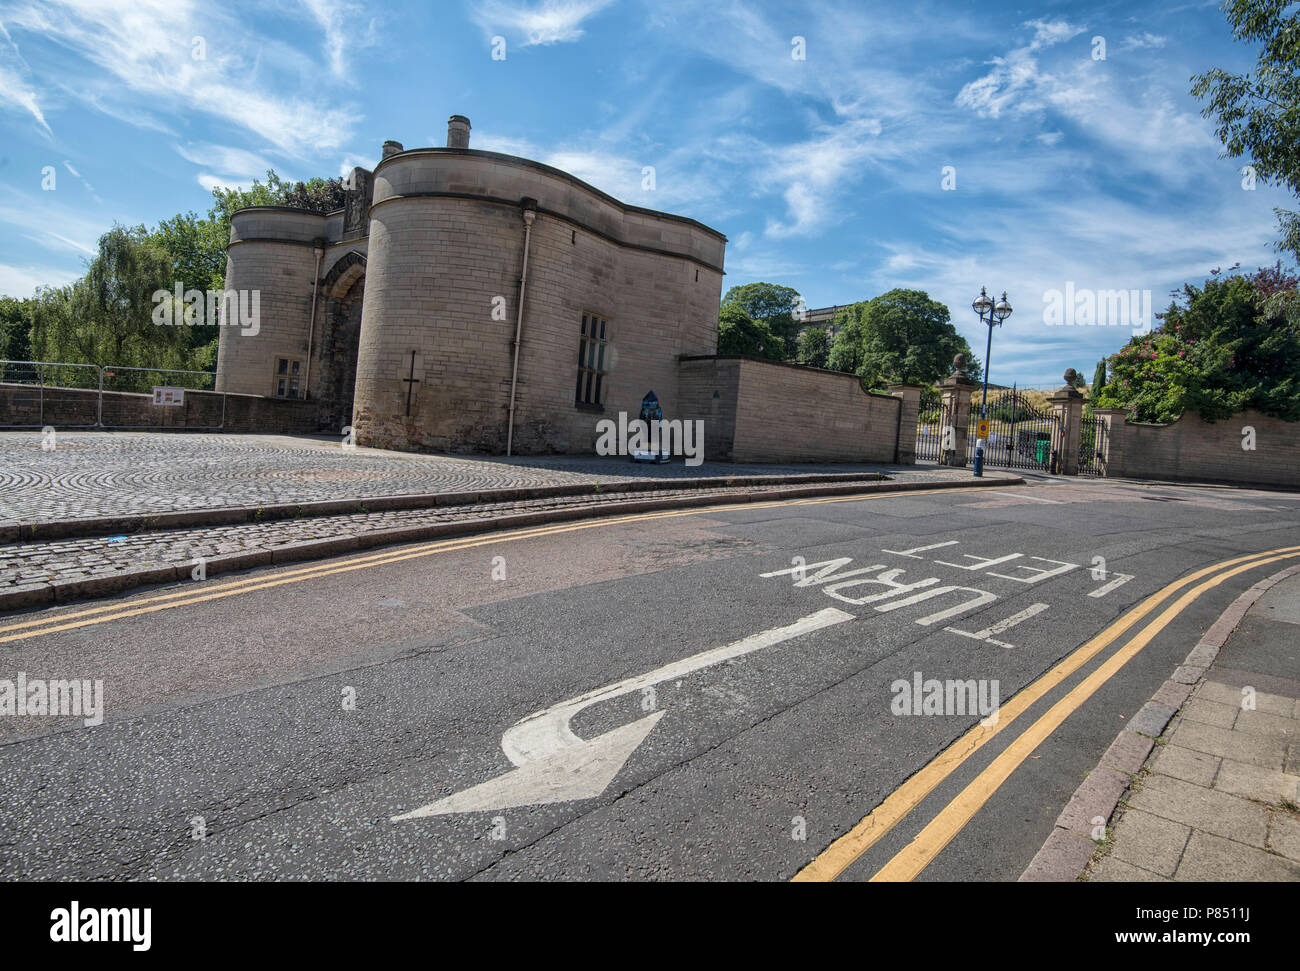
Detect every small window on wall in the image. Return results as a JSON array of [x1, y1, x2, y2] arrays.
[[575, 313, 608, 407], [274, 357, 302, 398]]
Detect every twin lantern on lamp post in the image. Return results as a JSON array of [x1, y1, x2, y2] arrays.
[[970, 286, 1012, 478]]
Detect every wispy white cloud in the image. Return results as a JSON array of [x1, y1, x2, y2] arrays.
[[470, 129, 728, 215], [22, 230, 94, 256], [955, 21, 1085, 120], [0, 22, 52, 136], [0, 261, 82, 298], [0, 186, 105, 259], [196, 174, 251, 193], [175, 143, 276, 178], [472, 0, 615, 46], [3, 0, 356, 155], [1121, 32, 1167, 52], [58, 160, 101, 203], [635, 1, 987, 237], [761, 117, 889, 238], [338, 154, 370, 178], [859, 186, 1288, 383], [1025, 18, 1087, 50], [954, 19, 1214, 184], [300, 0, 378, 76]]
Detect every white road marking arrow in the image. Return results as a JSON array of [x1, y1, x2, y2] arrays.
[[391, 607, 855, 820], [944, 602, 1050, 649], [1088, 572, 1134, 598]]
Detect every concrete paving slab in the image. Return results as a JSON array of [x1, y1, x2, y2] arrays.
[[1180, 696, 1237, 729], [1150, 743, 1221, 787], [1170, 718, 1288, 769], [1213, 759, 1300, 805], [1234, 709, 1299, 739], [1174, 830, 1300, 881], [1127, 774, 1270, 848], [1270, 814, 1300, 863], [1197, 679, 1293, 715], [1108, 808, 1190, 877], [1089, 856, 1171, 882]]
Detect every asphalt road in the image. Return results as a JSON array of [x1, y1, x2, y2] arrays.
[[2, 476, 1299, 881]]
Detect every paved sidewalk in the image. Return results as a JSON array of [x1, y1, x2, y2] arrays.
[[1024, 567, 1300, 881]]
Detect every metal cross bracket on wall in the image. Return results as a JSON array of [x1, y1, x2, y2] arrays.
[[402, 351, 420, 417]]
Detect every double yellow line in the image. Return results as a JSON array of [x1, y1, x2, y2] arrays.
[[0, 485, 979, 645], [795, 543, 1300, 882]]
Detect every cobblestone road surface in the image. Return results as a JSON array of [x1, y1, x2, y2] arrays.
[[1, 431, 914, 525], [0, 431, 1005, 603]]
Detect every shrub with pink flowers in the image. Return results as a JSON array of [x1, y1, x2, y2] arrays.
[[1093, 264, 1300, 423]]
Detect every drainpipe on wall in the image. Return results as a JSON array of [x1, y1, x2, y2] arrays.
[[505, 199, 538, 456], [304, 242, 324, 400]]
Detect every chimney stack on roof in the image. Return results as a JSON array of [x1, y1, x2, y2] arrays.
[[447, 115, 471, 149]]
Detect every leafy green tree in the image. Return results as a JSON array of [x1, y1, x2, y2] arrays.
[[795, 325, 831, 368], [721, 282, 802, 360], [1192, 0, 1300, 260], [717, 303, 784, 360], [281, 176, 347, 213], [1095, 265, 1300, 422], [11, 167, 344, 378], [28, 225, 200, 383], [826, 307, 867, 374], [0, 296, 33, 362], [148, 211, 227, 356], [1091, 358, 1107, 397], [826, 290, 981, 387], [150, 212, 226, 294]]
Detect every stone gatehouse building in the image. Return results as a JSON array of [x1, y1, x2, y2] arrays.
[[214, 114, 912, 464]]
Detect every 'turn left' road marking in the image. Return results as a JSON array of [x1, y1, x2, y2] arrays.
[[794, 543, 1300, 882], [392, 607, 855, 820], [944, 603, 1050, 649], [1089, 572, 1134, 598]]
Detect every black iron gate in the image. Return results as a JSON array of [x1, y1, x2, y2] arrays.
[[966, 389, 1061, 471], [1078, 411, 1108, 476], [968, 391, 1059, 471], [915, 403, 955, 463], [916, 390, 1067, 471]]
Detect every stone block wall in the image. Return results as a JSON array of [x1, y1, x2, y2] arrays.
[[677, 356, 902, 464], [1101, 407, 1300, 488]]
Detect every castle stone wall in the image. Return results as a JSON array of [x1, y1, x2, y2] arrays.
[[351, 150, 725, 455], [216, 208, 327, 399]]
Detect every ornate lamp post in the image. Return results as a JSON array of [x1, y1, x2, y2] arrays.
[[971, 287, 1013, 477]]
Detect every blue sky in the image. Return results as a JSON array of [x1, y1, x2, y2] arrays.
[[0, 0, 1291, 385]]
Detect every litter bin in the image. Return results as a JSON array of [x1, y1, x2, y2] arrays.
[[1034, 436, 1050, 465]]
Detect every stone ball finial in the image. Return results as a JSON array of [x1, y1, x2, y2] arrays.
[[1064, 367, 1079, 385], [952, 352, 967, 373]]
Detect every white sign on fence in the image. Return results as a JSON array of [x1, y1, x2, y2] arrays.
[[152, 386, 185, 407]]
